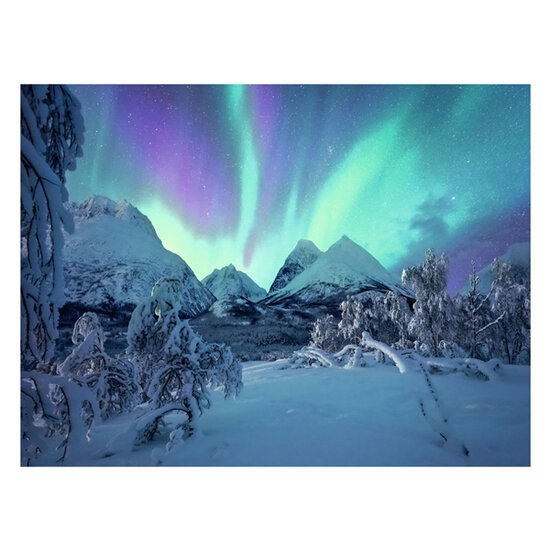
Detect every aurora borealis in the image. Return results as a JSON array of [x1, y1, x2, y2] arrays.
[[66, 85, 530, 294]]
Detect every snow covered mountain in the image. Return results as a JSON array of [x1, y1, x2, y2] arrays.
[[201, 264, 267, 302], [265, 235, 412, 306], [269, 239, 321, 293], [63, 196, 215, 317], [461, 242, 530, 295]]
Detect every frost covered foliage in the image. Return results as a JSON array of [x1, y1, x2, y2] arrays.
[[21, 85, 84, 368], [59, 312, 140, 419], [454, 262, 496, 360], [384, 291, 412, 349], [338, 296, 368, 344], [402, 249, 455, 357], [338, 294, 397, 346], [307, 248, 529, 364], [491, 260, 530, 363], [21, 311, 141, 465], [287, 344, 372, 369], [311, 293, 409, 354], [21, 372, 100, 465], [310, 314, 343, 352], [291, 331, 498, 382], [127, 278, 242, 445]]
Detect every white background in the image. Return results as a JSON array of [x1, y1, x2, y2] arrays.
[[1, 1, 548, 548]]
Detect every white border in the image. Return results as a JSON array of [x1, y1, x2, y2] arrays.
[[2, 1, 548, 549]]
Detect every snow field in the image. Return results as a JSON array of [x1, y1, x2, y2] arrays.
[[63, 358, 530, 466]]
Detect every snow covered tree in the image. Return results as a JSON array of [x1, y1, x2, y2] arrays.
[[21, 370, 100, 465], [21, 85, 84, 368], [490, 259, 530, 363], [338, 296, 368, 345], [338, 293, 398, 347], [364, 293, 398, 345], [310, 314, 343, 352], [59, 312, 140, 419], [402, 249, 455, 357], [384, 291, 412, 349], [454, 261, 498, 359], [127, 278, 242, 444]]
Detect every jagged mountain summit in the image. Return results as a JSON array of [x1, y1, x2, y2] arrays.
[[201, 264, 267, 302], [269, 239, 321, 293], [265, 235, 412, 306], [63, 196, 215, 317]]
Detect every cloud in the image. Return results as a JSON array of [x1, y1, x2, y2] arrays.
[[391, 201, 530, 295], [409, 195, 453, 243], [391, 195, 455, 272]]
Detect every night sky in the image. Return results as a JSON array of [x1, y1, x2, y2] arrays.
[[66, 85, 530, 294]]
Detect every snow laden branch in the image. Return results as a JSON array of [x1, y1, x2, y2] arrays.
[[111, 278, 243, 460], [20, 85, 84, 368], [21, 371, 101, 465], [290, 333, 481, 457], [21, 312, 142, 466], [360, 332, 409, 374]]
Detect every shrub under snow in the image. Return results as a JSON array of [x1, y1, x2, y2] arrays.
[[126, 278, 242, 448]]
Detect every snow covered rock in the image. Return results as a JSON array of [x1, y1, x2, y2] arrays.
[[265, 235, 412, 306], [63, 196, 215, 317], [202, 264, 267, 302], [268, 239, 321, 293]]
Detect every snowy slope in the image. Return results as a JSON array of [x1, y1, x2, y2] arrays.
[[202, 264, 267, 302], [63, 196, 215, 317], [51, 358, 530, 466], [462, 242, 530, 295], [269, 239, 321, 293], [265, 235, 412, 305]]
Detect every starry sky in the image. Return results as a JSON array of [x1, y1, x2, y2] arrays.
[[66, 85, 530, 294]]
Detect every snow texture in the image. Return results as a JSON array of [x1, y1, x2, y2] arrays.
[[63, 196, 215, 317], [265, 235, 413, 306], [21, 86, 82, 367], [269, 239, 321, 293], [202, 264, 267, 302], [27, 357, 529, 466]]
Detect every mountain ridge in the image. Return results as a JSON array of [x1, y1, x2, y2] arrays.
[[268, 238, 322, 293], [63, 195, 215, 317], [202, 264, 267, 302], [264, 234, 412, 306]]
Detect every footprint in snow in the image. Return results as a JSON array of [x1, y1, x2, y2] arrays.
[[211, 441, 229, 460]]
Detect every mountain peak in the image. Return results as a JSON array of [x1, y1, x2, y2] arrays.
[[63, 197, 215, 316], [202, 265, 266, 302], [296, 238, 318, 248], [265, 234, 409, 305], [70, 195, 158, 239], [330, 234, 360, 249], [269, 239, 322, 294]]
